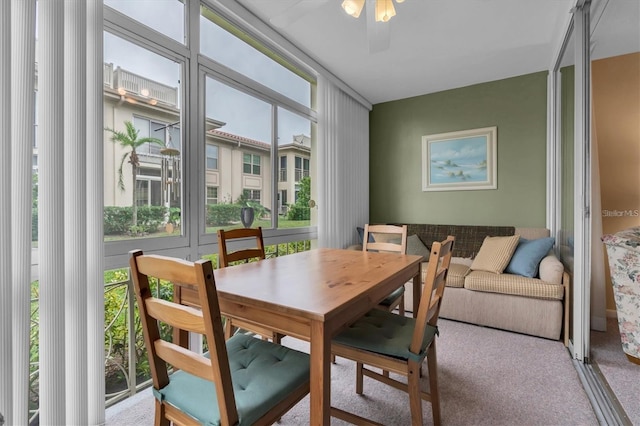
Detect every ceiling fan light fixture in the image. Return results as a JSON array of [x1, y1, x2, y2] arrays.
[[375, 0, 396, 22], [341, 0, 365, 18]]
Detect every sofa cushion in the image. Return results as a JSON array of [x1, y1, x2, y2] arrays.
[[505, 237, 555, 278], [421, 262, 468, 288], [469, 235, 520, 274], [405, 224, 515, 259], [464, 270, 564, 300], [357, 227, 375, 244], [407, 234, 431, 261], [538, 254, 564, 285]]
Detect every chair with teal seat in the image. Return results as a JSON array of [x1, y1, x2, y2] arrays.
[[129, 249, 310, 426], [363, 224, 408, 316], [331, 236, 455, 426], [217, 227, 286, 344]]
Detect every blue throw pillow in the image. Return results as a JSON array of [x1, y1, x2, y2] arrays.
[[356, 227, 375, 245], [505, 237, 555, 278]]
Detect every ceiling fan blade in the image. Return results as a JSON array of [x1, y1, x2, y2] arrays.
[[365, 0, 390, 53], [270, 0, 329, 28]]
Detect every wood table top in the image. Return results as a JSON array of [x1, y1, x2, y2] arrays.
[[213, 247, 423, 323]]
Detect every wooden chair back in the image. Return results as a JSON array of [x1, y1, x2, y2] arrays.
[[217, 227, 266, 267], [362, 224, 408, 254], [216, 226, 284, 343], [362, 224, 409, 317], [129, 250, 239, 425], [410, 235, 455, 356]]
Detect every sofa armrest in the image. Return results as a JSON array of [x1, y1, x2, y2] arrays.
[[539, 253, 564, 285]]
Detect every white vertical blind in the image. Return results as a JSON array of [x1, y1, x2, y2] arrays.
[[0, 1, 107, 424], [7, 1, 37, 425], [86, 0, 105, 423], [38, 0, 67, 423], [0, 1, 13, 423], [64, 1, 88, 423], [317, 76, 370, 249]]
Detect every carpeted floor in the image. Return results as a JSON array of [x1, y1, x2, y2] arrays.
[[106, 319, 598, 425], [590, 317, 640, 424]]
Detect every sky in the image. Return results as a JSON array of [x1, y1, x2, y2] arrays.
[[104, 0, 312, 145]]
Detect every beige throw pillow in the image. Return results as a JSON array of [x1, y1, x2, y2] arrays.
[[470, 235, 520, 274]]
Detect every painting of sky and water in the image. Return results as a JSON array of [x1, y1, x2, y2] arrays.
[[429, 136, 488, 184], [422, 126, 496, 191]]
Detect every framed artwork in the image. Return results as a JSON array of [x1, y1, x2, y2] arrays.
[[421, 126, 497, 192]]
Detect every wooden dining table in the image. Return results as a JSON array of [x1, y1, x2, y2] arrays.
[[176, 247, 422, 425]]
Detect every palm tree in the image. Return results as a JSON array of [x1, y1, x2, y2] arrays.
[[105, 120, 164, 228]]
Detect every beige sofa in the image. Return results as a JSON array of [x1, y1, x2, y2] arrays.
[[353, 224, 570, 345]]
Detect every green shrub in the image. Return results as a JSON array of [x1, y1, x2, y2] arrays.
[[32, 208, 38, 241], [287, 205, 310, 220], [206, 203, 242, 226], [104, 207, 132, 235], [169, 207, 181, 225], [104, 206, 167, 235], [134, 206, 167, 233]]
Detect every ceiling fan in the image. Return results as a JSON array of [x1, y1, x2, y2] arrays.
[[269, 0, 406, 54]]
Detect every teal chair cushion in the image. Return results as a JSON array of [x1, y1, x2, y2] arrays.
[[333, 309, 438, 363], [378, 285, 405, 307], [153, 333, 309, 425]]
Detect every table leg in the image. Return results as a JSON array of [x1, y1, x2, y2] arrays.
[[309, 320, 330, 425], [412, 271, 421, 318]]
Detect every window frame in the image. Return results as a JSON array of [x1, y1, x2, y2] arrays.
[[206, 144, 218, 170], [243, 153, 261, 176], [206, 185, 218, 205], [103, 0, 318, 268]]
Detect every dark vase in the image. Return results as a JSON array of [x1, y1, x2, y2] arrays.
[[240, 207, 255, 228]]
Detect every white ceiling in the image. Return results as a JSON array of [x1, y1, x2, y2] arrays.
[[235, 0, 640, 106]]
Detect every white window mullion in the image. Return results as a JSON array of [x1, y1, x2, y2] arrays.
[[64, 1, 88, 423], [8, 1, 36, 425], [86, 1, 105, 423], [38, 1, 66, 424]]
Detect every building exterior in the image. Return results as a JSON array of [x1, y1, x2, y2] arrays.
[[102, 62, 310, 217]]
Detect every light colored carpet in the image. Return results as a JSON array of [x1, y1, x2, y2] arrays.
[[590, 317, 640, 424], [106, 319, 598, 425]]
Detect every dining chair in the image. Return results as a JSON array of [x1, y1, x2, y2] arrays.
[[129, 250, 310, 426], [363, 224, 408, 316], [217, 227, 285, 344], [331, 235, 455, 426]]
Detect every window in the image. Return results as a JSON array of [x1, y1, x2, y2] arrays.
[[136, 180, 149, 206], [206, 186, 218, 205], [103, 32, 182, 241], [280, 156, 287, 182], [277, 107, 312, 228], [105, 0, 185, 44], [303, 158, 310, 176], [133, 116, 181, 156], [278, 190, 287, 215], [203, 76, 271, 234], [200, 4, 311, 108], [243, 189, 261, 203], [243, 153, 261, 175], [206, 145, 218, 170], [294, 156, 311, 181]]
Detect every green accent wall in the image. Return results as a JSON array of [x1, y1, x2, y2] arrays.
[[369, 71, 548, 227]]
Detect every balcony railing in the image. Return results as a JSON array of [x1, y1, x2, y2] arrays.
[[279, 168, 287, 182], [27, 239, 312, 420], [103, 62, 178, 107], [294, 169, 309, 182]]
